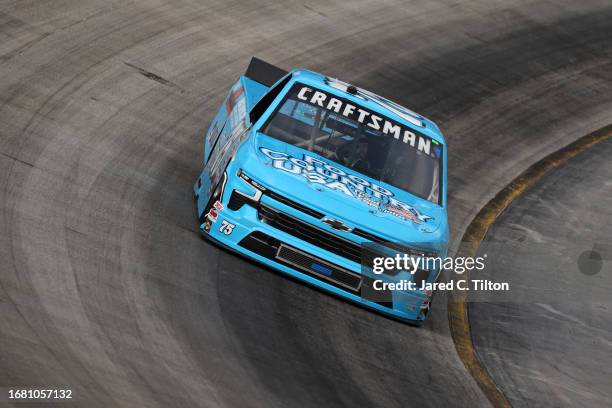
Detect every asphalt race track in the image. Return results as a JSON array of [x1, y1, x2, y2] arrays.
[[471, 137, 612, 407], [1, 1, 611, 407]]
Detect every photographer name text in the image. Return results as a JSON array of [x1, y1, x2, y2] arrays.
[[373, 279, 509, 292]]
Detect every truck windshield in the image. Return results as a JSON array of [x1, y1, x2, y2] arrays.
[[261, 83, 443, 204]]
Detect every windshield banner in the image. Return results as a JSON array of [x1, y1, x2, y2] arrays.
[[291, 84, 436, 157]]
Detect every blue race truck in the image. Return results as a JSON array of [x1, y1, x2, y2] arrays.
[[194, 58, 449, 323]]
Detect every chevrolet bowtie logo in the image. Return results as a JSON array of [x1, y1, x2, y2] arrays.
[[322, 217, 353, 232]]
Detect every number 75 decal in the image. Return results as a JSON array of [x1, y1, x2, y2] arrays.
[[219, 220, 235, 235]]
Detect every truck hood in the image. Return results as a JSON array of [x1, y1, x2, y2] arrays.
[[236, 132, 447, 248]]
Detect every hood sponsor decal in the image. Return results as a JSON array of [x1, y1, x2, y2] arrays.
[[260, 147, 433, 224]]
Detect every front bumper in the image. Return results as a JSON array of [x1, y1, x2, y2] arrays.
[[196, 173, 432, 323]]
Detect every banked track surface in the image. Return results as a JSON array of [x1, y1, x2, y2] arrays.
[[471, 134, 612, 407], [1, 1, 612, 407]]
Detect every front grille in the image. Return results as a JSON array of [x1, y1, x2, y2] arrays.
[[263, 190, 433, 258], [354, 228, 435, 258], [230, 178, 434, 267], [264, 190, 325, 219], [238, 232, 361, 293], [258, 204, 362, 264], [352, 228, 384, 243], [276, 244, 361, 291], [239, 230, 279, 258]]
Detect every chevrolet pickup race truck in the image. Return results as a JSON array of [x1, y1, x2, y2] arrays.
[[194, 58, 449, 323]]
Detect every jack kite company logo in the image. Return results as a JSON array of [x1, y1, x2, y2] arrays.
[[260, 147, 433, 224]]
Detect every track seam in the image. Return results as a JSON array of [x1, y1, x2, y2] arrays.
[[447, 124, 612, 408]]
